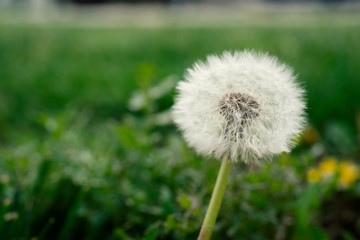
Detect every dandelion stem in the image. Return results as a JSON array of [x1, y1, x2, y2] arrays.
[[198, 158, 232, 240]]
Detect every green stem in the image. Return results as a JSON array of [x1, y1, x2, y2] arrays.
[[198, 158, 232, 240]]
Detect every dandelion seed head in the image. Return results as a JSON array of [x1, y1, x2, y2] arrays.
[[172, 50, 306, 163], [219, 92, 260, 122]]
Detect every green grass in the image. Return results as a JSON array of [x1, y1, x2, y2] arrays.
[[0, 18, 360, 240], [0, 24, 359, 128]]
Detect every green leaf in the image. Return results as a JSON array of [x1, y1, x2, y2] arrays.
[[165, 215, 177, 230], [178, 194, 192, 210]]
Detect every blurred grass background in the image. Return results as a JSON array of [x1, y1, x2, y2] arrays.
[[1, 5, 360, 240]]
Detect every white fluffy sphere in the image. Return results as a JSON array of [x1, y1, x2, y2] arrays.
[[172, 50, 306, 163]]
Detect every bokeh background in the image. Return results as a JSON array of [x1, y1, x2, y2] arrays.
[[1, 0, 360, 239]]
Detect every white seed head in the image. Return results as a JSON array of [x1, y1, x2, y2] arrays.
[[172, 50, 306, 163]]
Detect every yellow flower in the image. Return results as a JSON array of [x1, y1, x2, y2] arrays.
[[307, 167, 321, 183], [338, 161, 359, 189], [319, 157, 338, 179]]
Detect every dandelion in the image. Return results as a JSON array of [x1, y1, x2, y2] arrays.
[[319, 157, 338, 179], [173, 50, 306, 240], [338, 161, 359, 189], [307, 159, 360, 190], [307, 168, 321, 183], [173, 50, 305, 164]]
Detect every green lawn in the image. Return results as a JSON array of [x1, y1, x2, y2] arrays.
[[0, 15, 360, 239]]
